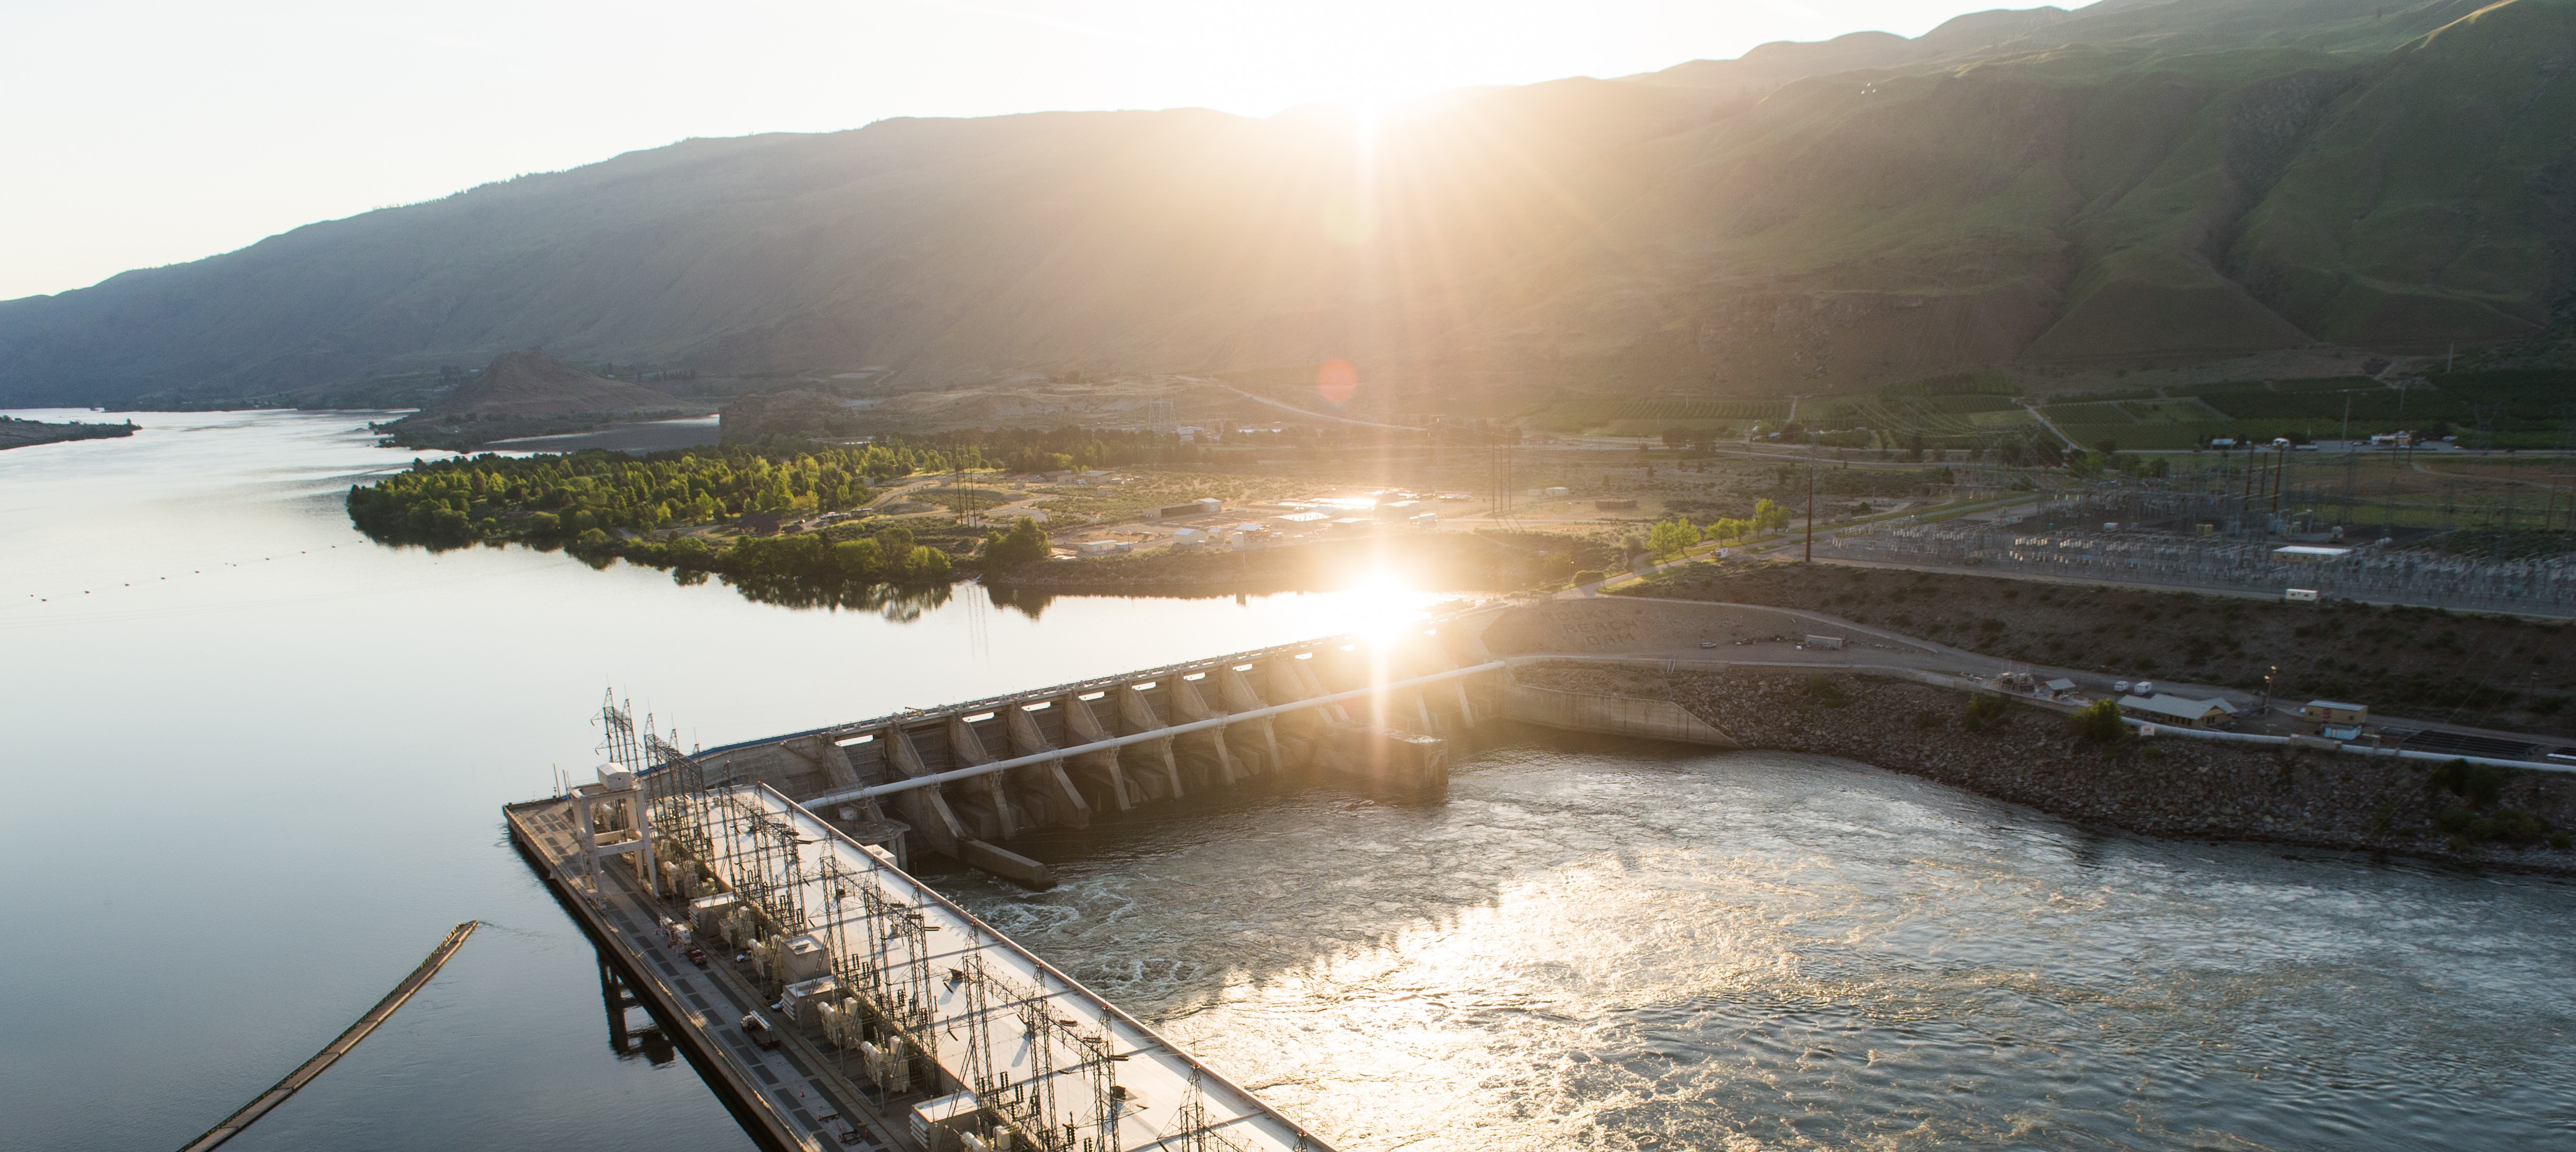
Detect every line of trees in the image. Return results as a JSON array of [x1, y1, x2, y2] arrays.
[[1649, 499, 1795, 557], [348, 446, 908, 545], [351, 427, 1215, 549]]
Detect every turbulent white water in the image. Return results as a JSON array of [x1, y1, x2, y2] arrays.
[[948, 736, 2576, 1150]]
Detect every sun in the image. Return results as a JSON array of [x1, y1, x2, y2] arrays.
[[1342, 570, 1429, 648]]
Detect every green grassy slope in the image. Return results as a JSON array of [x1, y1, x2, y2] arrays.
[[2232, 0, 2576, 347]]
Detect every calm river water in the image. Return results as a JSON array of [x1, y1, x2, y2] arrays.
[[4, 410, 2572, 1151]]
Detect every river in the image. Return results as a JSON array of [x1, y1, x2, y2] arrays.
[[3, 409, 2571, 1151]]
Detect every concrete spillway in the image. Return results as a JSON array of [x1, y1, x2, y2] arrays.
[[674, 633, 1495, 885]]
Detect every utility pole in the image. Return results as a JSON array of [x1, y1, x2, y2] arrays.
[[1804, 461, 1816, 563]]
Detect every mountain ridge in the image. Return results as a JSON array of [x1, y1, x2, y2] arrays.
[[2, 0, 2568, 408]]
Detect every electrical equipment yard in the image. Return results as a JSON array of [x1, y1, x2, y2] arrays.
[[509, 780, 1334, 1152]]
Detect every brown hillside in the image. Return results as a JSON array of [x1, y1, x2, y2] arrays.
[[1, 0, 2567, 407]]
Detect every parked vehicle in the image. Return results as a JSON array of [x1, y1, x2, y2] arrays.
[[742, 1013, 783, 1049], [687, 947, 708, 968]]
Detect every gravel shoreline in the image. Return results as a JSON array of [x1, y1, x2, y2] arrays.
[[1516, 662, 2576, 875]]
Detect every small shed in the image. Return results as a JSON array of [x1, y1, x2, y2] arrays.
[[2042, 678, 2077, 699], [2297, 700, 2369, 725], [2118, 693, 2236, 728]]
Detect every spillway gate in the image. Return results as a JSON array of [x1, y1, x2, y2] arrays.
[[651, 633, 1497, 883]]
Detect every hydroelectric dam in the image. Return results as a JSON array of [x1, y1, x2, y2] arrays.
[[506, 604, 1785, 1151]]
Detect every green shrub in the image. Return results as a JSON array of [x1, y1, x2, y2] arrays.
[[1962, 694, 2009, 731], [2488, 808, 2552, 845], [2428, 759, 2507, 807], [2069, 698, 2128, 742], [1804, 674, 1848, 707], [1571, 569, 1605, 586]]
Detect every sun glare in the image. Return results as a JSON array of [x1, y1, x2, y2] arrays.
[[1342, 570, 1430, 648]]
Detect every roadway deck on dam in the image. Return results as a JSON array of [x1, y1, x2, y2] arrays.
[[510, 774, 1337, 1152]]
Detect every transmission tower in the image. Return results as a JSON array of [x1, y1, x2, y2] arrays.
[[1167, 1068, 1259, 1152], [599, 690, 643, 770]]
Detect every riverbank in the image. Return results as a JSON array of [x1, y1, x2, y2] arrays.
[[1615, 557, 2576, 736], [1515, 661, 2576, 874], [0, 415, 137, 450]]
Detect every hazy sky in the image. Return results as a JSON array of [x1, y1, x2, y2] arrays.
[[3, 0, 2026, 301]]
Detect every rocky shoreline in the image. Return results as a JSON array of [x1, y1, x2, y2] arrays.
[[1516, 662, 2576, 875]]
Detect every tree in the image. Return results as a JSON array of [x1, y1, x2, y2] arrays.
[[982, 517, 1052, 569], [875, 523, 915, 561], [1648, 516, 1701, 558], [1751, 498, 1793, 532]]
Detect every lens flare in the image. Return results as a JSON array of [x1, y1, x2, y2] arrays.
[[1315, 358, 1358, 406], [1342, 569, 1427, 647]]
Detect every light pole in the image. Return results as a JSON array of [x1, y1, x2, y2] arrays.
[[2262, 664, 2277, 715]]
